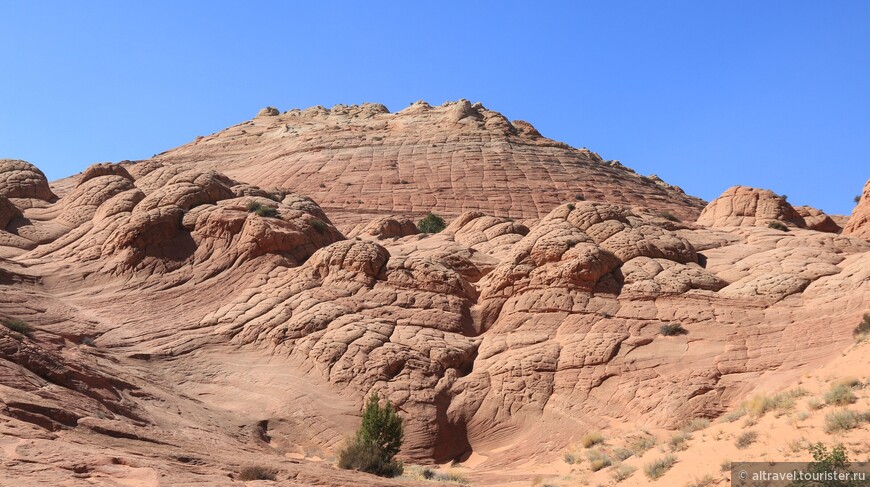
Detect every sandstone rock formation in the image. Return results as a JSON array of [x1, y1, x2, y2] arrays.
[[843, 178, 870, 239], [794, 205, 842, 233], [697, 185, 806, 228], [130, 100, 706, 224], [1, 114, 868, 485]]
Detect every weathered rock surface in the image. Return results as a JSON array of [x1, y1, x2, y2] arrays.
[[1, 119, 868, 485], [135, 100, 706, 222], [794, 205, 842, 233], [0, 159, 56, 202], [844, 178, 870, 239], [697, 185, 805, 228]]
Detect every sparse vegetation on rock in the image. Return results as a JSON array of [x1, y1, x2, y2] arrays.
[[735, 431, 758, 449], [660, 323, 687, 336], [657, 210, 680, 222], [338, 392, 404, 477], [768, 221, 790, 232], [417, 212, 446, 234], [1, 317, 31, 337], [238, 465, 277, 481]]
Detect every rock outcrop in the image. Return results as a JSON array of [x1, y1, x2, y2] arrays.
[[697, 185, 806, 228], [843, 179, 870, 239], [137, 100, 706, 222]]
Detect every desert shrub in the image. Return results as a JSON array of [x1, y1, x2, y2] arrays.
[[563, 451, 577, 465], [644, 454, 677, 480], [238, 465, 277, 481], [832, 377, 863, 389], [310, 218, 327, 234], [567, 203, 575, 211], [433, 470, 469, 484], [657, 210, 680, 222], [319, 182, 326, 188], [824, 410, 869, 433], [825, 385, 857, 406], [245, 201, 262, 212], [720, 460, 731, 472], [855, 195, 862, 204], [82, 336, 96, 347], [613, 447, 634, 461], [746, 388, 807, 417], [255, 206, 278, 218], [337, 392, 404, 477], [1, 317, 31, 337], [628, 435, 656, 454], [686, 475, 715, 487], [580, 431, 604, 448], [807, 398, 824, 411], [611, 463, 636, 482], [681, 418, 710, 433], [790, 443, 860, 487], [660, 323, 687, 336], [575, 193, 585, 201], [768, 221, 789, 232], [586, 448, 611, 471], [668, 431, 691, 452], [721, 407, 747, 423], [417, 212, 446, 234], [735, 431, 758, 449], [854, 314, 870, 339]]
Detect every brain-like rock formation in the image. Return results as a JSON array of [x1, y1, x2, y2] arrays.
[[0, 159, 56, 201], [697, 186, 805, 228], [79, 162, 134, 185], [0, 195, 21, 228], [346, 216, 419, 239], [794, 205, 842, 233], [843, 179, 870, 239], [2, 114, 870, 486], [147, 100, 706, 222]]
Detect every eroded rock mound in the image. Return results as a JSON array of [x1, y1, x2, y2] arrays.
[[697, 186, 805, 228], [346, 216, 419, 240], [0, 159, 56, 201], [146, 100, 706, 222], [794, 205, 842, 233], [843, 179, 870, 239]]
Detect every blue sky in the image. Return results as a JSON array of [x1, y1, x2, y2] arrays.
[[1, 1, 867, 215]]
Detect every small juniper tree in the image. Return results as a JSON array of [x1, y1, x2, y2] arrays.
[[417, 212, 446, 234], [338, 392, 404, 477]]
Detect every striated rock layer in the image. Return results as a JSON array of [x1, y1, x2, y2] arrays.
[[121, 100, 707, 223], [1, 125, 868, 484]]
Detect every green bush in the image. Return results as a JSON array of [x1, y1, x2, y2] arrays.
[[660, 323, 687, 336], [337, 392, 404, 477], [417, 212, 446, 234], [644, 454, 677, 480], [856, 195, 862, 204], [789, 443, 860, 486], [1, 317, 31, 337], [245, 201, 262, 212], [238, 465, 276, 481], [311, 218, 327, 234], [255, 206, 278, 218], [657, 210, 680, 222], [768, 221, 789, 232]]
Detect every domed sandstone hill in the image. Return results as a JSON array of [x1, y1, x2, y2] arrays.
[[0, 109, 868, 485], [134, 100, 705, 225]]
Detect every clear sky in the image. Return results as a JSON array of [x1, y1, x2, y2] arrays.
[[1, 1, 867, 215]]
